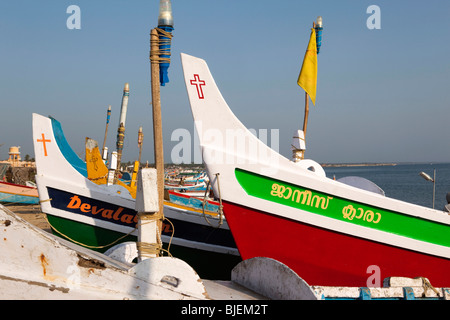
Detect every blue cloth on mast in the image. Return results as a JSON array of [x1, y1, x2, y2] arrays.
[[158, 26, 174, 86]]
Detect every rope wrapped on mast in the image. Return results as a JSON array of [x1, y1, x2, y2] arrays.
[[149, 28, 173, 63], [149, 27, 174, 86]]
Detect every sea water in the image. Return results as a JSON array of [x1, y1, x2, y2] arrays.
[[324, 163, 450, 210]]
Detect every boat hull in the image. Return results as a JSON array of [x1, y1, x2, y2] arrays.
[[168, 190, 219, 213], [46, 211, 240, 280], [224, 200, 450, 287], [39, 181, 240, 280], [0, 182, 39, 204]]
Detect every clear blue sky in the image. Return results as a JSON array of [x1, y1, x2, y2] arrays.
[[1, 0, 449, 164]]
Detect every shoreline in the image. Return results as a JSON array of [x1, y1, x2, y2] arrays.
[[321, 163, 397, 168]]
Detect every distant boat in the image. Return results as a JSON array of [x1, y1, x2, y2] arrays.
[[182, 53, 450, 287], [167, 190, 220, 213], [164, 171, 208, 197], [0, 181, 39, 205], [165, 181, 208, 197], [32, 113, 240, 279]]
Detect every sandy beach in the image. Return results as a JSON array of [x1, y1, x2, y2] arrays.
[[3, 204, 51, 233]]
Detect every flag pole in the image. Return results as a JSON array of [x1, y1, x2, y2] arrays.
[[102, 105, 111, 161], [301, 21, 315, 152], [298, 17, 322, 159], [303, 92, 309, 135]]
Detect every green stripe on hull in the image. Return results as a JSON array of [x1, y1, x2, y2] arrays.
[[235, 168, 450, 248], [46, 215, 240, 279], [47, 215, 136, 252]]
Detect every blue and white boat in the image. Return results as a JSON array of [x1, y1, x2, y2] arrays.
[[32, 113, 240, 279]]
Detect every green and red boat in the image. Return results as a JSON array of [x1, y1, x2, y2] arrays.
[[181, 53, 450, 287]]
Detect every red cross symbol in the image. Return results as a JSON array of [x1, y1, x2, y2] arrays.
[[37, 133, 51, 157], [190, 74, 206, 99]]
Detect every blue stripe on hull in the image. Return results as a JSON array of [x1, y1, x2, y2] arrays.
[[0, 192, 39, 204], [168, 192, 219, 213], [50, 117, 88, 177]]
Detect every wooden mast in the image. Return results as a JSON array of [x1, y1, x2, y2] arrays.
[[149, 28, 164, 244], [302, 92, 309, 136], [101, 105, 111, 161], [138, 126, 144, 164]]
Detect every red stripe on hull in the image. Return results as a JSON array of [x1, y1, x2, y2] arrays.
[[224, 200, 450, 287]]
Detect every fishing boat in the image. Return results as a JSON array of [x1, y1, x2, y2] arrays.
[[165, 170, 207, 184], [181, 52, 450, 287], [165, 182, 208, 197], [32, 113, 240, 279], [0, 201, 209, 299], [167, 190, 220, 214], [164, 171, 208, 197], [0, 181, 39, 204]]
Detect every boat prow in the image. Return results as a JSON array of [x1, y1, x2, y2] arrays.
[[181, 53, 326, 179], [33, 112, 135, 212]]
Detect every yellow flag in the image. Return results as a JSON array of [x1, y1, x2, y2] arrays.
[[297, 28, 317, 105]]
